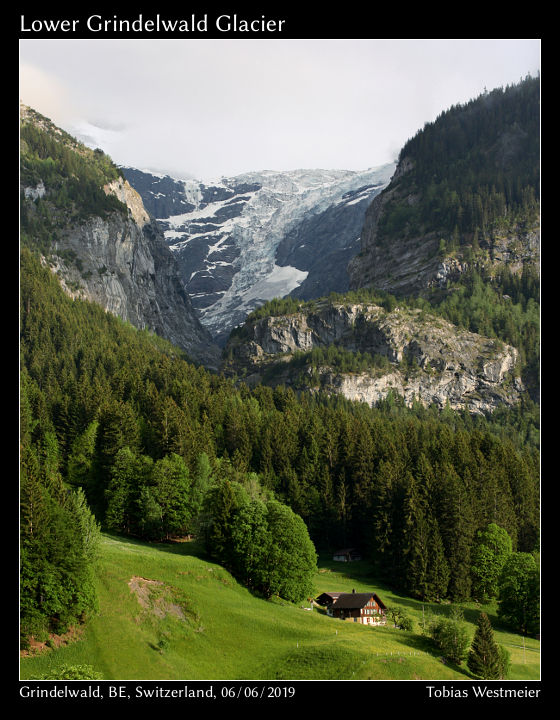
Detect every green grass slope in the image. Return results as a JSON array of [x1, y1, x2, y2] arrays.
[[19, 534, 540, 682]]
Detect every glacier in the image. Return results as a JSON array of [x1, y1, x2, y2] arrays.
[[123, 163, 395, 343]]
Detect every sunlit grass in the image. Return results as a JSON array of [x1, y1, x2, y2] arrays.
[[19, 535, 540, 681]]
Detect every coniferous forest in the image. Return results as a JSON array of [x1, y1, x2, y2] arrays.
[[20, 248, 539, 643], [20, 76, 540, 651], [376, 77, 540, 246]]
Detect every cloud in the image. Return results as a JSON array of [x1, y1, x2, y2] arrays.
[[19, 39, 540, 180], [19, 61, 80, 127]]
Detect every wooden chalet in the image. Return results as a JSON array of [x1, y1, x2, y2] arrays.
[[332, 548, 362, 562], [323, 589, 387, 626]]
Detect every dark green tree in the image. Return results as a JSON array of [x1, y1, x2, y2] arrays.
[[66, 420, 98, 490], [151, 453, 196, 540], [437, 464, 474, 600], [497, 552, 540, 636], [467, 612, 502, 679], [229, 497, 270, 591], [203, 478, 246, 566], [425, 520, 450, 601], [470, 523, 512, 601], [263, 499, 317, 603], [104, 446, 145, 534]]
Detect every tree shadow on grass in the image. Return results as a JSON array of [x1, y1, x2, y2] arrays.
[[103, 531, 210, 560], [378, 629, 474, 679]]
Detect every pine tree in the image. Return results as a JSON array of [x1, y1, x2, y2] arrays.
[[437, 464, 475, 599], [467, 612, 502, 679]]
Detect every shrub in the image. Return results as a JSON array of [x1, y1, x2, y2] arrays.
[[31, 664, 103, 680], [429, 612, 470, 664]]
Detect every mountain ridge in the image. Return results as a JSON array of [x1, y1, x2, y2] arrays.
[[348, 76, 540, 295], [20, 104, 221, 369]]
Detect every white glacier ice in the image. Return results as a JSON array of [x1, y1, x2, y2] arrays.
[[158, 164, 395, 338]]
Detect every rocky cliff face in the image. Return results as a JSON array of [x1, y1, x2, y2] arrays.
[[348, 154, 540, 295], [47, 180, 220, 368], [225, 301, 525, 414], [20, 106, 220, 368]]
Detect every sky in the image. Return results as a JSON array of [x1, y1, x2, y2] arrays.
[[19, 38, 541, 182]]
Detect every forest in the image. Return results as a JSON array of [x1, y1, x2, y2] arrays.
[[19, 77, 540, 651], [20, 248, 539, 645], [20, 114, 127, 256], [376, 76, 540, 246]]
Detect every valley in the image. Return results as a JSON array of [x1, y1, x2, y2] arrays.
[[19, 73, 540, 691], [122, 165, 394, 344]]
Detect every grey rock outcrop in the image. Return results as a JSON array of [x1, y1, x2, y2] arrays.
[[347, 167, 443, 295], [225, 301, 525, 414]]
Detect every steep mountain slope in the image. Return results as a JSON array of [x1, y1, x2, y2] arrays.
[[20, 105, 220, 368], [123, 164, 395, 344], [348, 76, 540, 295]]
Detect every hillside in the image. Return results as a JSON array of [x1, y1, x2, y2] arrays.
[[19, 533, 540, 682], [348, 76, 540, 296], [19, 78, 540, 688], [223, 79, 540, 403], [20, 248, 539, 646], [20, 104, 220, 368], [223, 296, 526, 415]]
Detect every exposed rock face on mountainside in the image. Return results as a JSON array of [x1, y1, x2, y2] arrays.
[[47, 203, 220, 368], [20, 105, 220, 369], [224, 300, 525, 414], [348, 157, 540, 296], [123, 164, 395, 343]]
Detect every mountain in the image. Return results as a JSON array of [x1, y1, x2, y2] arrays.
[[348, 76, 540, 295], [20, 104, 220, 369], [222, 78, 540, 411], [122, 164, 395, 344], [20, 85, 541, 665]]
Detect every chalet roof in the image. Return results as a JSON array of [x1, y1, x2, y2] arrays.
[[316, 592, 343, 604], [330, 592, 387, 610]]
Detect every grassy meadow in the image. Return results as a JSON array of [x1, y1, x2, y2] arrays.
[[19, 533, 540, 682]]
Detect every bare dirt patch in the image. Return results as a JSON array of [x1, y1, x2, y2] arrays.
[[128, 576, 186, 621], [20, 625, 84, 657]]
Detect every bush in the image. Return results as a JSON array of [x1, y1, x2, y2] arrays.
[[31, 664, 103, 680], [429, 612, 470, 664], [386, 606, 413, 631]]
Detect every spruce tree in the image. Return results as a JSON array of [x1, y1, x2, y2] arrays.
[[467, 612, 502, 679]]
